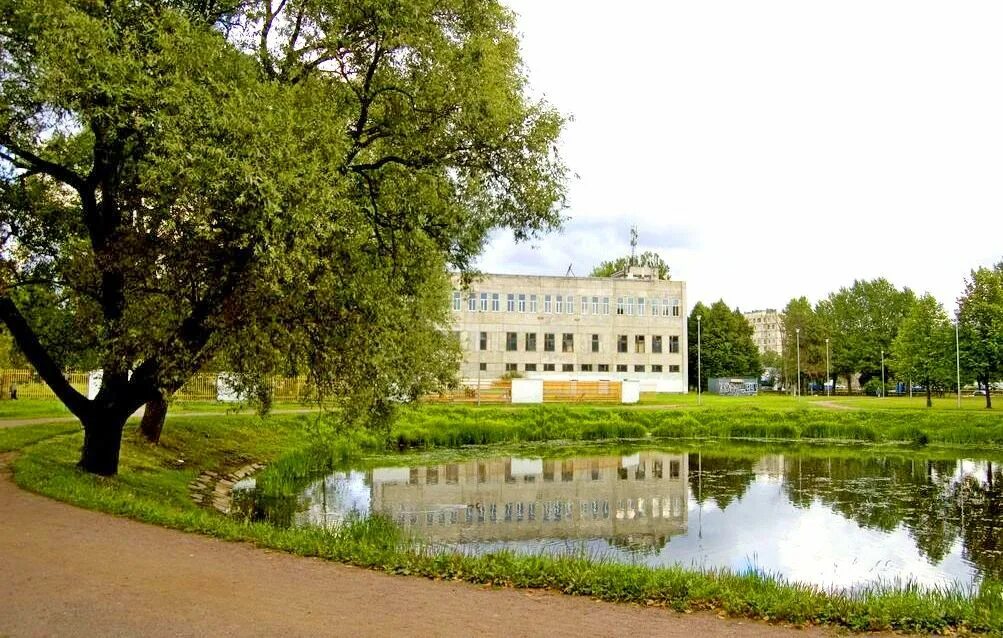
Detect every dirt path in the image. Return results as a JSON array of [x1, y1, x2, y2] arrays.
[[0, 458, 851, 638], [813, 400, 860, 411], [0, 408, 319, 429]]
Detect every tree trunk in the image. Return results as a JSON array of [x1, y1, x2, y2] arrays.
[[78, 412, 128, 476], [985, 375, 993, 409], [139, 394, 168, 444], [926, 380, 932, 408]]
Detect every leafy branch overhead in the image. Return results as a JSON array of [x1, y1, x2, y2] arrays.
[[0, 0, 567, 473]]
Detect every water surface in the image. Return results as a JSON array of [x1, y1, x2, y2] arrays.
[[233, 446, 1003, 590]]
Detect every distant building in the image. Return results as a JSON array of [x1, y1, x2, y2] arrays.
[[743, 308, 783, 355], [450, 267, 688, 392]]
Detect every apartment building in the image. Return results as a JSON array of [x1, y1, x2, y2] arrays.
[[744, 308, 783, 355], [450, 267, 687, 392]]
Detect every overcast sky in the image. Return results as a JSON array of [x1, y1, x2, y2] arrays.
[[475, 0, 1003, 313]]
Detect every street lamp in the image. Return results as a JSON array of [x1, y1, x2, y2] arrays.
[[795, 327, 801, 398], [825, 337, 830, 397], [955, 317, 962, 409], [880, 349, 886, 398], [696, 314, 702, 405]]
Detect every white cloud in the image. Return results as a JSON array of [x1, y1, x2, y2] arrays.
[[479, 0, 1003, 311]]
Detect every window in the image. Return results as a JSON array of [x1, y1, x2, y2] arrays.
[[616, 364, 628, 372], [638, 297, 645, 316], [616, 297, 624, 315], [581, 297, 588, 314], [634, 365, 645, 373], [661, 298, 671, 316], [669, 335, 680, 353], [562, 363, 574, 372], [669, 364, 680, 373], [544, 295, 552, 313], [580, 364, 593, 372], [592, 296, 599, 314], [452, 291, 461, 311], [617, 335, 628, 353], [525, 333, 537, 352], [518, 294, 526, 312], [651, 364, 663, 373], [562, 333, 574, 353], [479, 292, 488, 312], [635, 335, 645, 353], [505, 363, 518, 372], [671, 299, 681, 317], [507, 294, 515, 312], [651, 298, 660, 316], [492, 293, 500, 312], [591, 334, 600, 353], [543, 363, 555, 372], [652, 335, 663, 354], [544, 333, 555, 352], [479, 362, 487, 371], [598, 364, 610, 372], [468, 294, 476, 311], [525, 363, 537, 372], [556, 295, 563, 313], [530, 294, 538, 313], [479, 332, 488, 351], [603, 296, 610, 315], [506, 332, 518, 351], [626, 297, 634, 315], [566, 295, 575, 314]]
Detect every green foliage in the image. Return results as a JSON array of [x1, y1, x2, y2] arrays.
[[891, 294, 954, 406], [590, 250, 670, 279], [687, 300, 761, 390], [0, 0, 567, 470], [958, 262, 1003, 407]]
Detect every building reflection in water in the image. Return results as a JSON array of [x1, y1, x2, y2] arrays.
[[295, 452, 689, 548]]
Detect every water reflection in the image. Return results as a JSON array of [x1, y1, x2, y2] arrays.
[[234, 448, 1003, 590]]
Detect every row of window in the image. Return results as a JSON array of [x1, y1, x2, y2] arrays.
[[486, 362, 681, 373], [479, 332, 680, 354], [453, 291, 681, 317], [394, 495, 687, 526]]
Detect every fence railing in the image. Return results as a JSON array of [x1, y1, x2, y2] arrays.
[[423, 380, 623, 404], [0, 369, 309, 402]]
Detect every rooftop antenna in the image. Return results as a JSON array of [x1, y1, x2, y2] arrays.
[[565, 263, 575, 277], [629, 225, 638, 266]]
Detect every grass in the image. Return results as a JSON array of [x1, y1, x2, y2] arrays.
[[0, 399, 75, 419], [9, 404, 1003, 633]]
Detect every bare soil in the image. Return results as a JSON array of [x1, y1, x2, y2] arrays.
[[0, 455, 857, 638]]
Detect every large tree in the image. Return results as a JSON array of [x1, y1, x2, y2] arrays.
[[780, 297, 826, 394], [958, 262, 1003, 409], [891, 294, 953, 407], [0, 0, 566, 474], [687, 300, 760, 391]]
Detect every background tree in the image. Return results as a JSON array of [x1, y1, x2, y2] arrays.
[[958, 262, 1003, 409], [0, 0, 566, 474], [687, 300, 760, 391], [781, 297, 826, 395], [891, 294, 953, 407], [590, 251, 670, 279]]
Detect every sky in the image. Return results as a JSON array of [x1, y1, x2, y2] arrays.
[[475, 0, 1003, 313]]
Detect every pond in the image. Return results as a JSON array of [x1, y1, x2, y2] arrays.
[[232, 444, 1003, 591]]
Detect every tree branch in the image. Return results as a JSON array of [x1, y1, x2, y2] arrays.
[[0, 296, 90, 417], [0, 139, 88, 193]]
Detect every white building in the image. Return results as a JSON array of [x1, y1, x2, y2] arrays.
[[744, 308, 783, 355], [450, 267, 688, 393]]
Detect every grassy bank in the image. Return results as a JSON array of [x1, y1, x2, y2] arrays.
[[9, 407, 1003, 633]]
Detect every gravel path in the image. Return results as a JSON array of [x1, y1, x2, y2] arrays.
[[0, 454, 853, 638]]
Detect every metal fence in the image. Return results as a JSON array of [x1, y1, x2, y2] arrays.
[[0, 369, 309, 402]]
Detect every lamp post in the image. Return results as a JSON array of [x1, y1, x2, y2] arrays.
[[696, 314, 702, 405], [880, 349, 886, 398], [795, 327, 801, 398], [825, 337, 830, 397], [956, 318, 962, 409]]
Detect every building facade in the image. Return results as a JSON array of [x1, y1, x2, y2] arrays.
[[450, 267, 688, 393], [743, 308, 783, 355]]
